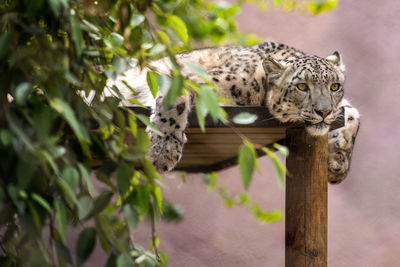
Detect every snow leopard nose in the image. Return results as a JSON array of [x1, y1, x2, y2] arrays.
[[315, 109, 332, 118]]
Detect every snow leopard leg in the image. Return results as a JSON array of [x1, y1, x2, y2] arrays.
[[147, 94, 190, 172], [328, 99, 360, 184]]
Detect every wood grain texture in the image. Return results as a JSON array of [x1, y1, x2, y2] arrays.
[[175, 127, 285, 171], [285, 128, 328, 267]]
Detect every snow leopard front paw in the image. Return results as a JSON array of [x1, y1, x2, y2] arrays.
[[328, 149, 349, 184], [146, 95, 190, 173], [328, 102, 360, 184], [148, 129, 187, 172]]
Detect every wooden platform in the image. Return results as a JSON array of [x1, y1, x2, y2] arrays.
[[131, 106, 344, 173]]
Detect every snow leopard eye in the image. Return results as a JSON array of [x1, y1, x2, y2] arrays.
[[296, 83, 308, 91], [330, 83, 341, 92]]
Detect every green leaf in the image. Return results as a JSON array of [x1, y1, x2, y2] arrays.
[[39, 149, 60, 174], [273, 0, 283, 6], [13, 82, 34, 105], [110, 32, 124, 47], [78, 163, 96, 197], [27, 200, 41, 231], [114, 108, 125, 131], [146, 71, 158, 99], [17, 159, 35, 189], [94, 191, 113, 213], [8, 185, 25, 214], [233, 112, 258, 124], [55, 240, 73, 265], [70, 13, 83, 57], [78, 195, 94, 220], [198, 86, 224, 122], [142, 158, 160, 182], [6, 112, 34, 151], [81, 18, 100, 34], [202, 172, 218, 190], [161, 202, 184, 223], [48, 0, 67, 17], [32, 104, 54, 143], [128, 98, 148, 108], [250, 205, 283, 223], [0, 31, 10, 61], [153, 235, 160, 250], [130, 14, 145, 28], [55, 199, 68, 243], [194, 98, 206, 132], [95, 214, 112, 252], [308, 0, 337, 15], [239, 192, 249, 205], [258, 0, 267, 11], [50, 98, 90, 142], [32, 193, 51, 213], [135, 129, 150, 153], [106, 253, 117, 267], [238, 141, 257, 190], [162, 74, 184, 111], [0, 129, 12, 145], [136, 114, 163, 136], [157, 30, 170, 44], [156, 74, 171, 95], [113, 57, 129, 75], [262, 147, 287, 188], [273, 143, 289, 158], [116, 164, 132, 195], [96, 170, 116, 191], [153, 187, 163, 215], [61, 166, 80, 191], [127, 111, 138, 137], [182, 59, 210, 79], [166, 15, 188, 43], [76, 227, 97, 266], [123, 205, 139, 232], [117, 253, 134, 267], [56, 177, 79, 207], [136, 185, 150, 215], [149, 43, 166, 55], [219, 187, 235, 208]]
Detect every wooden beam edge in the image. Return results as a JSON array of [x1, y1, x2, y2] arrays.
[[128, 106, 345, 130]]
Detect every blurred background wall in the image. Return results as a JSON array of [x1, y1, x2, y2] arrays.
[[91, 1, 400, 266]]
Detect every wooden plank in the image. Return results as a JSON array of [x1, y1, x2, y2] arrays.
[[186, 127, 286, 133], [285, 128, 328, 267], [182, 143, 262, 150], [124, 106, 343, 172], [178, 158, 223, 165], [181, 153, 238, 157], [129, 106, 344, 131], [186, 134, 285, 144]]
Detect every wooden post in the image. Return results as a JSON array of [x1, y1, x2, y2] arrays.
[[285, 128, 328, 267]]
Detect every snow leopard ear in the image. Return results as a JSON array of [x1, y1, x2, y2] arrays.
[[327, 51, 346, 72], [262, 57, 285, 81]]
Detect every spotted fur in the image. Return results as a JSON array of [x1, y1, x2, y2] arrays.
[[120, 42, 360, 184]]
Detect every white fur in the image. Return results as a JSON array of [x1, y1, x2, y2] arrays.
[[103, 58, 175, 107]]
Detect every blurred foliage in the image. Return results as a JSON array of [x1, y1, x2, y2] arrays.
[[0, 0, 336, 266], [201, 140, 289, 224], [202, 171, 283, 224]]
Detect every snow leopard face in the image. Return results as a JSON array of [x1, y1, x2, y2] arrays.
[[265, 52, 345, 135]]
